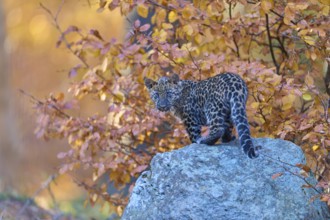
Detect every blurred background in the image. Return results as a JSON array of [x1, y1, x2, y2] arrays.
[[0, 0, 124, 218]]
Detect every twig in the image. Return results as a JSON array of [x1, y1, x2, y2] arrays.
[[229, 2, 240, 58], [71, 176, 127, 206], [16, 174, 58, 219], [282, 165, 321, 194], [303, 81, 329, 122], [259, 152, 297, 168], [251, 39, 282, 49], [265, 14, 280, 75], [40, 2, 90, 68], [275, 22, 289, 58], [54, 0, 65, 22], [243, 17, 282, 37], [47, 183, 60, 212], [259, 152, 321, 194], [247, 35, 253, 63], [19, 89, 71, 119], [185, 46, 202, 80], [146, 0, 170, 10], [270, 9, 297, 25], [155, 48, 184, 68], [229, 2, 233, 19]]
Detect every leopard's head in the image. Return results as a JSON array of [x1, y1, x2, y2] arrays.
[[144, 74, 183, 112]]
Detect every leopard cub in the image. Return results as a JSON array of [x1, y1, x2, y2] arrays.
[[144, 73, 258, 158]]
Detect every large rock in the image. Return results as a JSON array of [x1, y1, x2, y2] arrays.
[[122, 138, 330, 220]]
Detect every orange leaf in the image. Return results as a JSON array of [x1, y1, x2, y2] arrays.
[[271, 172, 283, 179]]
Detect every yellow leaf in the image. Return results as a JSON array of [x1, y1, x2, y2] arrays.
[[312, 145, 320, 151], [254, 116, 265, 125], [55, 92, 65, 101], [117, 206, 123, 216], [121, 173, 131, 183], [261, 0, 274, 13], [137, 4, 148, 18], [318, 0, 330, 6], [302, 92, 312, 101], [322, 6, 329, 15], [303, 35, 316, 46], [284, 5, 295, 25], [194, 34, 203, 44], [168, 11, 178, 23], [183, 24, 194, 36], [162, 23, 173, 30], [182, 6, 193, 20], [282, 94, 295, 110], [251, 102, 260, 109]]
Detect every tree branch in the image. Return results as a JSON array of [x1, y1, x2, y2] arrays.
[[40, 2, 90, 68], [16, 174, 58, 219], [275, 22, 289, 58], [266, 14, 280, 75], [229, 2, 240, 58]]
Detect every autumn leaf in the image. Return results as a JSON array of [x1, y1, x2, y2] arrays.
[[137, 4, 149, 18], [139, 24, 150, 32], [271, 172, 283, 180], [261, 0, 274, 14], [182, 6, 193, 20], [302, 36, 316, 46], [168, 11, 178, 23], [312, 145, 319, 151], [183, 24, 194, 36], [131, 165, 148, 176], [302, 92, 312, 101]]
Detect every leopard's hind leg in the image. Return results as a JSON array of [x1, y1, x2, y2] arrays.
[[197, 112, 226, 145], [221, 119, 235, 143]]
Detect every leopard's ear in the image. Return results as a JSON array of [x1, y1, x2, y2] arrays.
[[144, 77, 157, 89], [170, 73, 180, 84]]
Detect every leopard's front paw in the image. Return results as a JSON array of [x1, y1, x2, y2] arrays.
[[196, 137, 204, 144]]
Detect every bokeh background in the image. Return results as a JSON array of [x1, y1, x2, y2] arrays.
[[0, 0, 124, 217]]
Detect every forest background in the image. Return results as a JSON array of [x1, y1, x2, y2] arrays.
[[0, 0, 329, 219]]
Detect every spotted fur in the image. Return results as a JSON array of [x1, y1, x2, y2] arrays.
[[144, 73, 258, 158]]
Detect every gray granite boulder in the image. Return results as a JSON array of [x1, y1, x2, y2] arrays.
[[122, 138, 329, 220]]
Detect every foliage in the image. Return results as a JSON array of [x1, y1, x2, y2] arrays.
[[33, 0, 330, 214]]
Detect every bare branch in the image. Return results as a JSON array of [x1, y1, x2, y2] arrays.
[[19, 89, 71, 119], [266, 14, 280, 75], [229, 3, 240, 58], [16, 174, 58, 219], [40, 2, 90, 68]]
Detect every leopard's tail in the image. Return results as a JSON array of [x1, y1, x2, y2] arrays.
[[230, 101, 258, 158]]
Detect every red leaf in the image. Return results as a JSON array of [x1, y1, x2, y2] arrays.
[[272, 172, 283, 180], [131, 165, 148, 176], [139, 24, 150, 32]]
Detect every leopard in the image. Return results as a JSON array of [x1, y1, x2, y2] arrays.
[[144, 72, 259, 158]]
